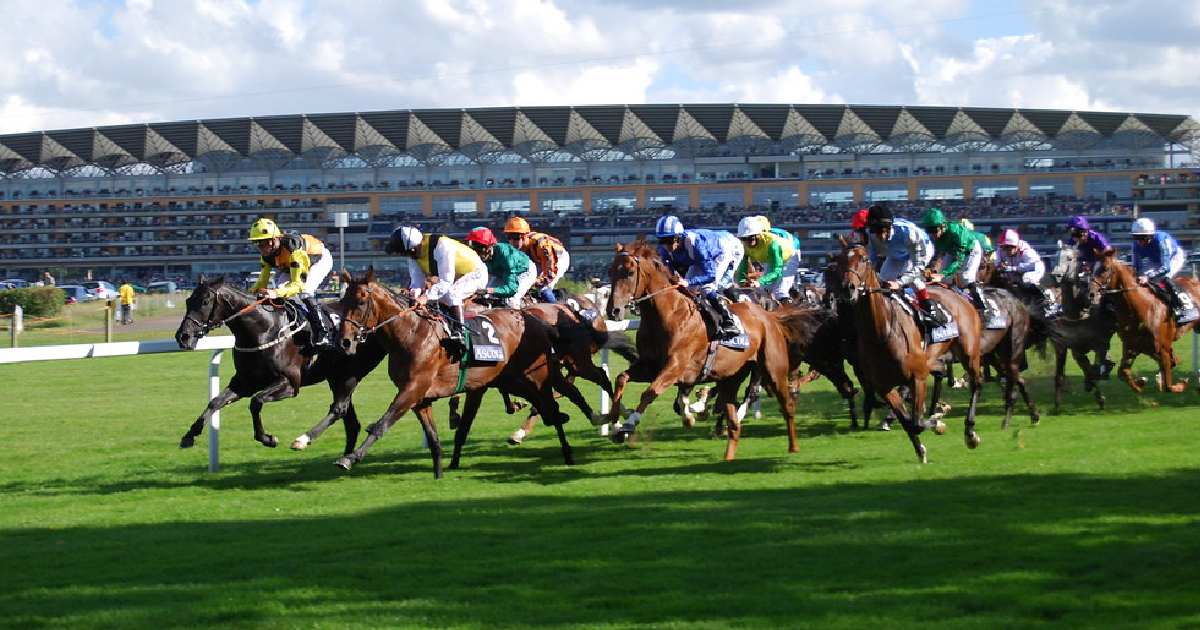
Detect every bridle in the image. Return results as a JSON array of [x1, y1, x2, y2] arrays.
[[184, 289, 268, 338], [341, 284, 412, 344]]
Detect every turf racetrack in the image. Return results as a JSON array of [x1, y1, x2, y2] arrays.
[[1, 342, 1198, 628]]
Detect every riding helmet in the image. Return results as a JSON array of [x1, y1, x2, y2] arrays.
[[850, 208, 869, 230], [737, 216, 766, 238], [920, 207, 947, 229], [999, 229, 1021, 247], [865, 205, 893, 230], [248, 217, 283, 241], [1131, 217, 1156, 236], [466, 226, 498, 247], [503, 216, 532, 234], [655, 215, 685, 239], [1067, 216, 1091, 232], [386, 226, 423, 255]]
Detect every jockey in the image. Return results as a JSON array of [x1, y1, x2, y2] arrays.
[[466, 226, 536, 309], [502, 217, 569, 303], [996, 228, 1058, 316], [735, 215, 799, 302], [385, 226, 488, 347], [655, 214, 745, 339], [865, 205, 939, 320], [921, 208, 985, 310], [1067, 216, 1111, 275], [247, 217, 333, 350], [1131, 217, 1187, 309], [849, 208, 870, 245]]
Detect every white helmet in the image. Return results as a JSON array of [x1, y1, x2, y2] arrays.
[[737, 216, 765, 238], [655, 215, 684, 238], [386, 226, 423, 254], [999, 229, 1021, 247], [1131, 217, 1156, 236]]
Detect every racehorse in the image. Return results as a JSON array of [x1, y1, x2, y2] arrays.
[[173, 276, 384, 456], [605, 241, 798, 461], [827, 237, 985, 463], [1046, 244, 1116, 411], [334, 270, 577, 478], [1092, 250, 1200, 393]]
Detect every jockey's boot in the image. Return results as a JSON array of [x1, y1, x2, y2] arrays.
[[445, 304, 469, 355], [301, 295, 332, 354], [706, 292, 739, 339], [916, 287, 946, 327], [968, 283, 987, 312]]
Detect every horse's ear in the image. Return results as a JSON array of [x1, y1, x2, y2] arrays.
[[614, 243, 625, 253], [1103, 247, 1116, 258], [339, 270, 353, 284], [198, 273, 208, 285], [365, 266, 376, 283], [836, 234, 848, 249]]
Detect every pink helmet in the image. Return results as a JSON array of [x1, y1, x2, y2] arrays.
[[999, 229, 1021, 247]]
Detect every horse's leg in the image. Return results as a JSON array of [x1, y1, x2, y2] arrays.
[[963, 354, 983, 449], [180, 386, 241, 448], [336, 378, 428, 470], [719, 379, 745, 461], [1158, 343, 1186, 393], [1000, 356, 1017, 430], [449, 389, 484, 470], [566, 354, 616, 425], [1117, 340, 1143, 393], [447, 395, 461, 430], [508, 413, 538, 446], [607, 370, 632, 424], [928, 373, 945, 419], [248, 379, 298, 447], [413, 403, 444, 479], [341, 402, 362, 456], [1053, 344, 1067, 414], [766, 364, 799, 455], [884, 389, 926, 463], [525, 379, 573, 465], [1015, 372, 1039, 425], [612, 361, 687, 443], [292, 377, 356, 450]]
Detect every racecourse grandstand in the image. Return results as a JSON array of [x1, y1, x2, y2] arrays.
[[1, 104, 1198, 284]]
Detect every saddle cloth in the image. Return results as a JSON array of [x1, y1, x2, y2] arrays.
[[891, 291, 959, 343], [979, 291, 1009, 330], [694, 295, 749, 349], [1153, 282, 1200, 324], [289, 298, 342, 345], [463, 314, 506, 362], [720, 314, 750, 350]]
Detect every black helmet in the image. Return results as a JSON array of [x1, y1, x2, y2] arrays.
[[866, 204, 893, 230]]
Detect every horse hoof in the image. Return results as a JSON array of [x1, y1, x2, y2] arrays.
[[966, 432, 982, 449], [610, 428, 630, 444], [179, 435, 195, 449], [1030, 413, 1041, 426], [334, 457, 353, 470], [507, 429, 526, 445], [878, 422, 891, 432], [290, 435, 311, 450], [917, 445, 928, 464], [261, 435, 278, 448], [936, 401, 952, 414], [933, 420, 947, 436]]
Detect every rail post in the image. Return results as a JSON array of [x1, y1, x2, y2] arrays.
[[598, 347, 611, 437], [9, 305, 20, 348], [104, 300, 113, 342], [1193, 264, 1198, 386], [208, 349, 224, 473]]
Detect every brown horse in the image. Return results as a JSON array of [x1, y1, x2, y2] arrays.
[[333, 270, 576, 478], [604, 242, 797, 461], [1093, 251, 1200, 393], [827, 238, 985, 462]]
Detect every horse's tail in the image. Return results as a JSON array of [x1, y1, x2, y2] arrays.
[[591, 323, 639, 363], [768, 305, 837, 370], [551, 310, 639, 364]]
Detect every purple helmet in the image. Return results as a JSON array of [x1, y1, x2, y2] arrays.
[[1067, 216, 1091, 231]]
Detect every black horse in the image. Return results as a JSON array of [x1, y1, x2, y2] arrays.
[[173, 276, 385, 456]]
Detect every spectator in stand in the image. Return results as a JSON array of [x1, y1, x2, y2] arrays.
[[41, 271, 55, 286]]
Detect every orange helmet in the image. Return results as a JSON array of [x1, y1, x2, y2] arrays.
[[503, 216, 531, 234]]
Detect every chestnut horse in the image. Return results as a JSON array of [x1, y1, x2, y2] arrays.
[[605, 242, 797, 461], [827, 239, 985, 463], [174, 276, 385, 456], [334, 270, 576, 478], [1093, 251, 1200, 393]]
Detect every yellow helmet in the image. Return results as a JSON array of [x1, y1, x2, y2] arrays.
[[503, 216, 531, 234], [248, 217, 282, 241]]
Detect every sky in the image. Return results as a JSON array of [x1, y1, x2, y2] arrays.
[[0, 0, 1198, 134]]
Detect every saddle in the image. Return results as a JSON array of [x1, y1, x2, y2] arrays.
[[695, 293, 749, 349], [275, 297, 341, 350], [1150, 280, 1199, 324]]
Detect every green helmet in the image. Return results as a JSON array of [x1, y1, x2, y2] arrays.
[[920, 208, 947, 229]]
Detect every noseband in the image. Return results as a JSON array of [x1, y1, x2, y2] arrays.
[[342, 286, 407, 344], [185, 291, 266, 338]]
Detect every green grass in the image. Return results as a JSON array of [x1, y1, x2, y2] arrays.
[[1, 335, 1199, 628]]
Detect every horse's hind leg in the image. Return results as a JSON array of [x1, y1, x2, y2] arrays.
[[884, 389, 926, 463], [414, 403, 444, 479], [293, 377, 357, 450], [508, 413, 538, 446], [612, 361, 685, 443], [341, 402, 362, 456], [336, 379, 428, 471], [248, 380, 297, 448], [1158, 345, 1187, 393], [1000, 356, 1017, 430], [450, 389, 485, 470], [1015, 373, 1039, 426], [527, 381, 573, 465], [180, 386, 242, 448]]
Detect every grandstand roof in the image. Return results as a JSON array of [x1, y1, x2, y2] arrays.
[[1, 104, 1197, 173]]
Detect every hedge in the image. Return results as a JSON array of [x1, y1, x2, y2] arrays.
[[0, 287, 65, 318]]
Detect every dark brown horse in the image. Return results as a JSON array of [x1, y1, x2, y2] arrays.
[[1093, 251, 1200, 393], [827, 238, 985, 463], [605, 242, 798, 461], [174, 277, 385, 456], [334, 270, 577, 478]]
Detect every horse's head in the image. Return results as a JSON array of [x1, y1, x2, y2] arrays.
[[607, 241, 661, 320], [337, 267, 384, 355], [828, 235, 872, 304], [175, 275, 228, 349], [1049, 240, 1078, 284], [1091, 248, 1126, 297]]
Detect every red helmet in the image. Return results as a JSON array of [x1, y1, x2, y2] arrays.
[[466, 227, 497, 247], [850, 208, 869, 230]]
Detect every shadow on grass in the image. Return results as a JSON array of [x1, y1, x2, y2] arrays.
[[2, 470, 1198, 628]]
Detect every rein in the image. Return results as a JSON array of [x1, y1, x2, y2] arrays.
[[187, 295, 269, 337], [342, 287, 417, 343]]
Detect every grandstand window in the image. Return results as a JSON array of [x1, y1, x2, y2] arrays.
[[431, 195, 478, 214], [918, 183, 964, 200], [485, 193, 530, 214], [809, 185, 854, 205], [592, 191, 636, 212], [864, 184, 909, 202], [699, 187, 742, 209], [540, 193, 583, 214], [646, 189, 689, 210], [1028, 178, 1074, 198], [379, 197, 424, 216], [1084, 176, 1132, 199], [973, 180, 1018, 198], [752, 186, 799, 208]]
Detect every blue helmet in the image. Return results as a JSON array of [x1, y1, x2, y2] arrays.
[[655, 215, 684, 239], [1067, 216, 1091, 232]]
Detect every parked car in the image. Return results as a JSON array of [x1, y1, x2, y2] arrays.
[[82, 280, 118, 299], [2, 278, 29, 288], [58, 285, 94, 304], [146, 281, 178, 294]]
